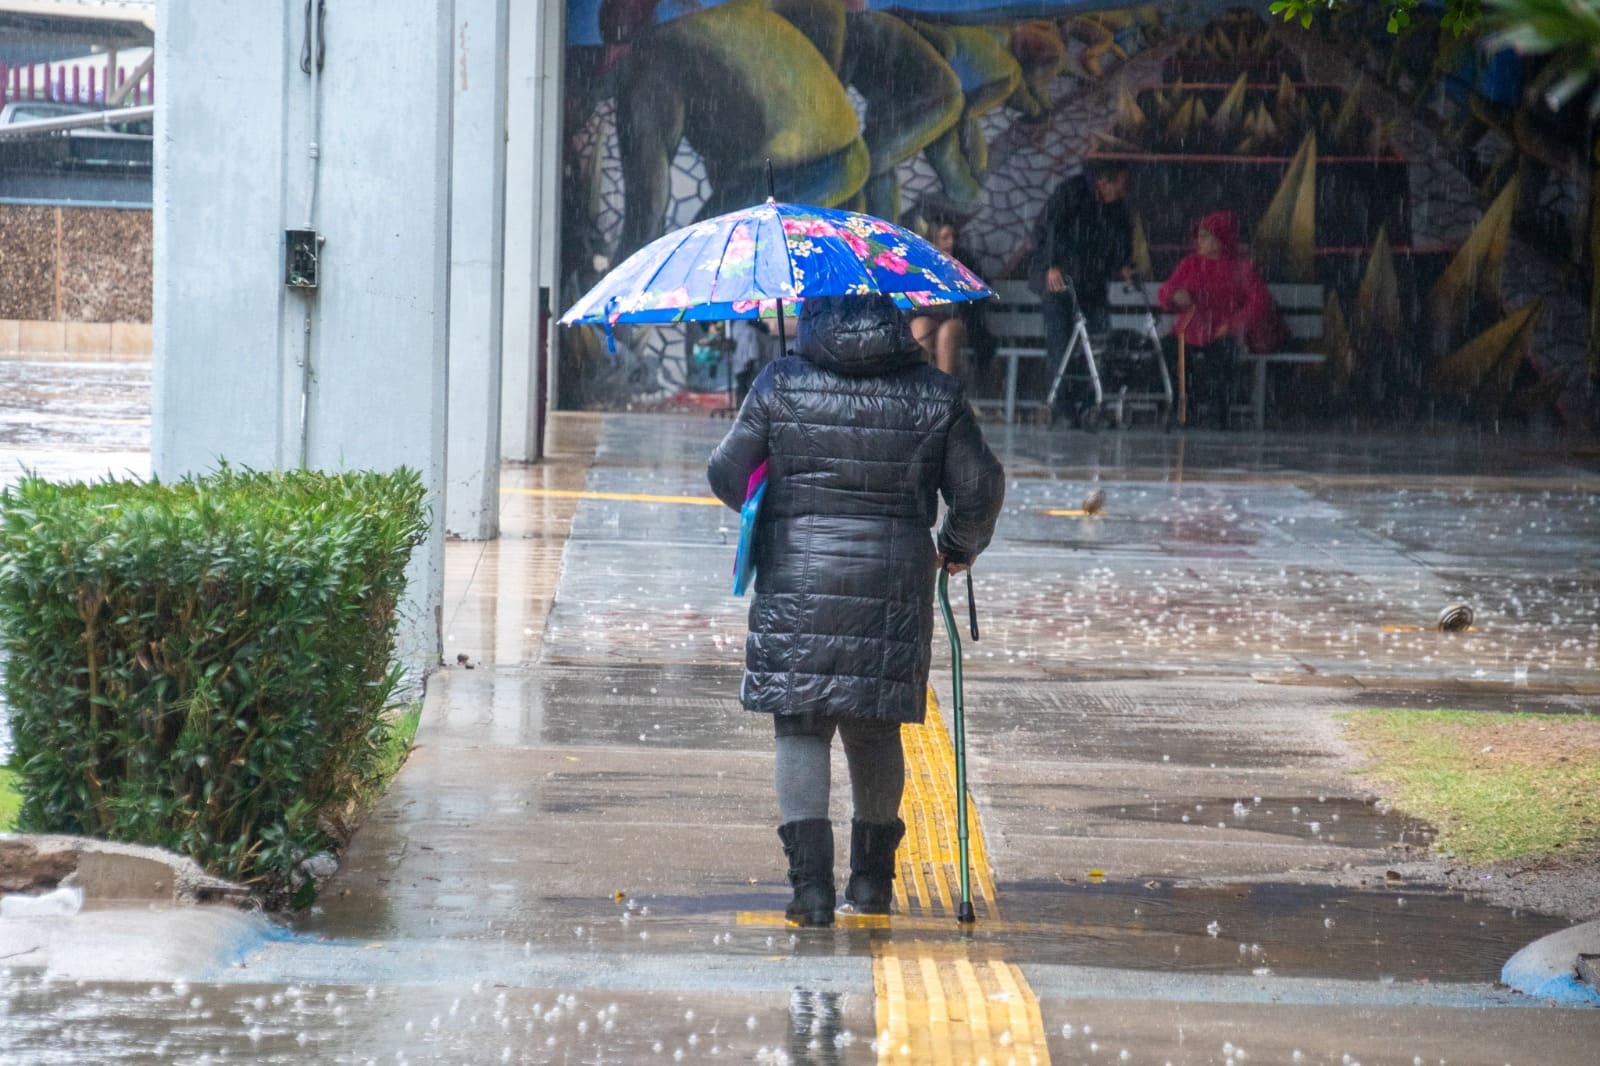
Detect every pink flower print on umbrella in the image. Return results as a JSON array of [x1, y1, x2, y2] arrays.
[[782, 217, 838, 239], [653, 286, 693, 310], [840, 232, 870, 257], [953, 261, 985, 290], [731, 298, 793, 315], [873, 251, 910, 275], [560, 199, 992, 332], [720, 227, 757, 268]]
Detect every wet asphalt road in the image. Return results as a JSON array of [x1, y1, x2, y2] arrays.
[[2, 361, 1599, 1062]]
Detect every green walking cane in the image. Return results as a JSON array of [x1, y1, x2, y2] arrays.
[[937, 567, 980, 925]]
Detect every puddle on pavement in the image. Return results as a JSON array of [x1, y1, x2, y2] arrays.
[[461, 879, 1564, 987], [0, 971, 837, 1065], [1087, 794, 1436, 849], [965, 880, 1567, 984]]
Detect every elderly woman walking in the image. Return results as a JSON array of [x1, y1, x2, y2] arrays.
[[707, 293, 1005, 927]]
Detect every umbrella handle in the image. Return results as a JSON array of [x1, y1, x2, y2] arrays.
[[937, 569, 976, 924]]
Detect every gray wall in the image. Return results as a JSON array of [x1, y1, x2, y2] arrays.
[[501, 0, 563, 463], [154, 0, 453, 668], [445, 0, 507, 539]]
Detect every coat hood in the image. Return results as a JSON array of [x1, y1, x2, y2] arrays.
[[1196, 211, 1243, 258], [796, 294, 924, 377]]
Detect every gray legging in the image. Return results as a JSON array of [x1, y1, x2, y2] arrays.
[[773, 713, 904, 825]]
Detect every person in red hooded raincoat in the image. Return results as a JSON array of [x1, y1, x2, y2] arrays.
[[1157, 211, 1285, 429]]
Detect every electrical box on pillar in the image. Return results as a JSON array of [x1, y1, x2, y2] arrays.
[[286, 228, 322, 289]]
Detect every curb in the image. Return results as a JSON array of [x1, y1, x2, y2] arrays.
[[1501, 920, 1600, 1006]]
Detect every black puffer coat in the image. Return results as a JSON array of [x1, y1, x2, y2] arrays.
[[707, 295, 1005, 723]]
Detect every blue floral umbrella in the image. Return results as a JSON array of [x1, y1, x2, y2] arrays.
[[560, 200, 992, 341]]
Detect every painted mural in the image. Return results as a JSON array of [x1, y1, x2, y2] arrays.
[[558, 0, 1595, 427]]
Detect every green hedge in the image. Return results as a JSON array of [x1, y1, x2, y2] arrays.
[[0, 467, 428, 898]]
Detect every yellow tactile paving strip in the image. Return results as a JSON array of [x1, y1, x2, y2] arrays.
[[896, 690, 999, 919], [732, 688, 1047, 1062], [527, 428, 1047, 1062], [873, 948, 1050, 1065], [873, 692, 1049, 1064]]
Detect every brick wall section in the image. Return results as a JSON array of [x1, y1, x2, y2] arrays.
[[0, 205, 152, 323]]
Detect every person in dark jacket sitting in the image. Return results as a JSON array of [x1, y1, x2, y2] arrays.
[[707, 293, 1005, 927]]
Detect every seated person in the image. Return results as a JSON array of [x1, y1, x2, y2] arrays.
[[910, 219, 995, 378], [1157, 211, 1285, 429]]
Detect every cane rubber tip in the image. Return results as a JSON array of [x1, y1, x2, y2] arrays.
[[957, 902, 976, 924]]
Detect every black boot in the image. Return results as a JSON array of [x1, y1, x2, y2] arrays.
[[777, 819, 836, 927], [844, 818, 905, 915]]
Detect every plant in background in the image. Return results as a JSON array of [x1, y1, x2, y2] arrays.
[[1269, 0, 1484, 36], [0, 467, 428, 905]]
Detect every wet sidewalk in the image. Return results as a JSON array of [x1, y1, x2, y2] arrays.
[[5, 405, 1600, 1062], [283, 415, 1598, 1062]]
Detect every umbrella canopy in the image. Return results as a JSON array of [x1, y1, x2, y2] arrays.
[[560, 200, 992, 327]]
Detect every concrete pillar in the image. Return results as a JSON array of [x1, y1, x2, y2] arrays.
[[538, 0, 565, 425], [501, 0, 562, 463], [154, 0, 454, 670], [500, 0, 539, 464], [446, 0, 509, 538]]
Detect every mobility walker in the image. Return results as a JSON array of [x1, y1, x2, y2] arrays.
[[1044, 280, 1173, 431]]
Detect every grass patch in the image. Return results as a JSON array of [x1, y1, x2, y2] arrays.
[[0, 766, 19, 832], [362, 702, 422, 805], [1343, 709, 1600, 864]]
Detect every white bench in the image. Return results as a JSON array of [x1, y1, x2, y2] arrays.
[[968, 279, 1325, 428], [968, 280, 1052, 423], [1107, 281, 1325, 430]]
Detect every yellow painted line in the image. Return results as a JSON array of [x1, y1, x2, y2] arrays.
[[736, 910, 889, 929], [1042, 508, 1100, 517], [500, 487, 723, 506], [734, 909, 1167, 942]]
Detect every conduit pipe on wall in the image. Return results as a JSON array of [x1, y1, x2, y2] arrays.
[[297, 0, 326, 471]]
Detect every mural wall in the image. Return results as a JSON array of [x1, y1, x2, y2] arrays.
[[559, 0, 1595, 426]]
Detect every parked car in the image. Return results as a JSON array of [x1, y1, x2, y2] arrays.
[[0, 100, 152, 137], [0, 101, 151, 170]]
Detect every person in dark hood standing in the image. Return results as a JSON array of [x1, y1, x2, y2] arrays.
[[707, 293, 1005, 927], [1028, 162, 1135, 421]]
